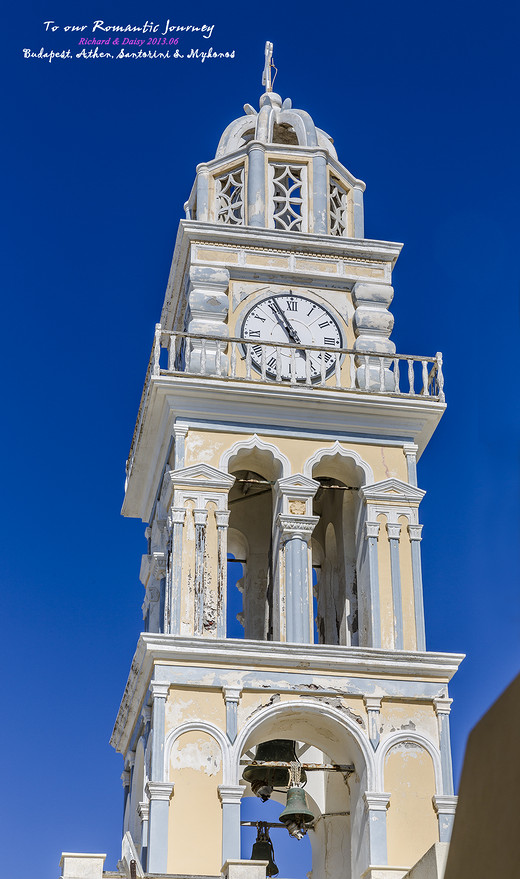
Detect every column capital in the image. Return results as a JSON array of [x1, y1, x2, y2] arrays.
[[215, 510, 231, 528], [218, 784, 247, 805], [194, 508, 208, 526], [403, 442, 419, 455], [408, 523, 424, 541], [277, 513, 319, 542], [145, 780, 175, 802], [150, 680, 170, 700], [363, 791, 390, 812], [386, 522, 401, 540], [138, 801, 150, 821], [434, 696, 453, 716], [121, 769, 130, 788], [141, 705, 152, 725], [223, 686, 242, 704], [151, 551, 167, 579], [173, 422, 189, 439], [364, 521, 380, 539], [168, 507, 187, 526], [432, 794, 457, 815], [364, 696, 382, 711]]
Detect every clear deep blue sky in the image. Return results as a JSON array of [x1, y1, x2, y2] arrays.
[[2, 1, 519, 877]]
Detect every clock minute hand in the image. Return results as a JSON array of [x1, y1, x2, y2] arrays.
[[269, 299, 302, 345]]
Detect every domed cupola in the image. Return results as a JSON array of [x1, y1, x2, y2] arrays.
[[184, 42, 365, 237]]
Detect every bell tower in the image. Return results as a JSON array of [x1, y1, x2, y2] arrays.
[[109, 43, 462, 879]]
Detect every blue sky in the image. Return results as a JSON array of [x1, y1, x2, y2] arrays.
[[2, 1, 519, 877]]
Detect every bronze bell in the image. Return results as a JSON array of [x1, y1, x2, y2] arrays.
[[242, 740, 306, 801], [279, 785, 315, 839], [251, 825, 279, 878]]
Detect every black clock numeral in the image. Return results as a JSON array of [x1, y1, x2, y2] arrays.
[[267, 357, 277, 370], [253, 314, 266, 323], [247, 330, 261, 338], [252, 345, 263, 358], [318, 320, 332, 329], [324, 336, 337, 346], [286, 299, 297, 312], [307, 305, 317, 316]]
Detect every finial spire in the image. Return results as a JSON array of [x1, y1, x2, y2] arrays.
[[262, 41, 274, 93]]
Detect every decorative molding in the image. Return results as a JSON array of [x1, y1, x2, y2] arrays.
[[193, 509, 208, 527], [145, 781, 175, 802], [364, 697, 382, 711], [275, 473, 320, 499], [277, 513, 319, 541], [359, 478, 426, 506], [386, 523, 401, 541], [167, 463, 236, 492], [218, 784, 246, 805], [168, 507, 186, 527], [150, 680, 170, 700], [408, 524, 423, 541], [219, 433, 291, 479], [303, 441, 374, 485], [121, 770, 131, 788], [432, 794, 457, 815], [365, 521, 380, 539], [223, 687, 242, 704], [433, 696, 453, 716], [215, 510, 231, 528], [137, 802, 149, 821], [151, 551, 167, 579], [363, 792, 390, 811]]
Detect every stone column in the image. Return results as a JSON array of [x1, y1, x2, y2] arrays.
[[146, 679, 173, 874], [146, 781, 175, 874], [352, 185, 365, 238], [165, 508, 186, 635], [312, 153, 328, 234], [247, 142, 266, 227], [216, 510, 231, 638], [408, 524, 426, 651], [433, 794, 458, 843], [364, 521, 381, 648], [121, 769, 131, 832], [194, 509, 208, 635], [386, 523, 403, 650], [352, 282, 395, 390], [403, 442, 418, 486], [195, 162, 210, 221], [277, 514, 319, 643], [138, 802, 149, 871], [223, 687, 242, 743], [187, 265, 230, 375], [173, 423, 188, 469], [434, 697, 455, 796], [363, 792, 390, 865], [218, 785, 246, 864], [364, 697, 382, 750]]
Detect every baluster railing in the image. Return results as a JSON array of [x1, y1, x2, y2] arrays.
[[143, 330, 443, 402], [407, 359, 415, 394], [393, 357, 400, 392]]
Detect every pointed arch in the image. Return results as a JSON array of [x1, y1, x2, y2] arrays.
[[303, 443, 374, 485], [219, 434, 291, 479]]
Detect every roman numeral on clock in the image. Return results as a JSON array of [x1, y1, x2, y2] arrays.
[[318, 320, 332, 329]]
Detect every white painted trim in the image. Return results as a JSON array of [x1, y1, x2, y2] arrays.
[[163, 719, 232, 783], [375, 731, 443, 794], [303, 441, 374, 484], [219, 433, 291, 478], [359, 478, 425, 505], [230, 697, 377, 789]]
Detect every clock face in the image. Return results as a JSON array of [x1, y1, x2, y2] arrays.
[[241, 292, 343, 382]]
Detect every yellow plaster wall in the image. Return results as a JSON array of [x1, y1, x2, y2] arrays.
[[379, 702, 438, 741], [165, 687, 226, 733], [398, 515, 416, 650], [376, 514, 394, 649], [385, 743, 438, 868], [168, 730, 223, 875], [184, 429, 408, 485]]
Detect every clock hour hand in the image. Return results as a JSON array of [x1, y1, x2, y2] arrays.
[[268, 299, 302, 345]]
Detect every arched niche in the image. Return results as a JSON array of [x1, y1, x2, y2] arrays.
[[384, 740, 438, 868]]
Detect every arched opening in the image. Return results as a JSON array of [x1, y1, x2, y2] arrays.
[[224, 442, 286, 640], [272, 122, 299, 145], [238, 704, 370, 879], [311, 452, 364, 645]]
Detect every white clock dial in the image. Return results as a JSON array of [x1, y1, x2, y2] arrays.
[[241, 293, 343, 382]]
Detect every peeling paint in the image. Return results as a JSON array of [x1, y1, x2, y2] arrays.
[[170, 737, 222, 776]]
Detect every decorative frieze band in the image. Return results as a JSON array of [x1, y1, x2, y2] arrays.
[[277, 513, 319, 542]]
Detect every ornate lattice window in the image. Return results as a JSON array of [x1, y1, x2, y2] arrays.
[[268, 163, 306, 232], [216, 167, 244, 225], [329, 177, 349, 236]]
